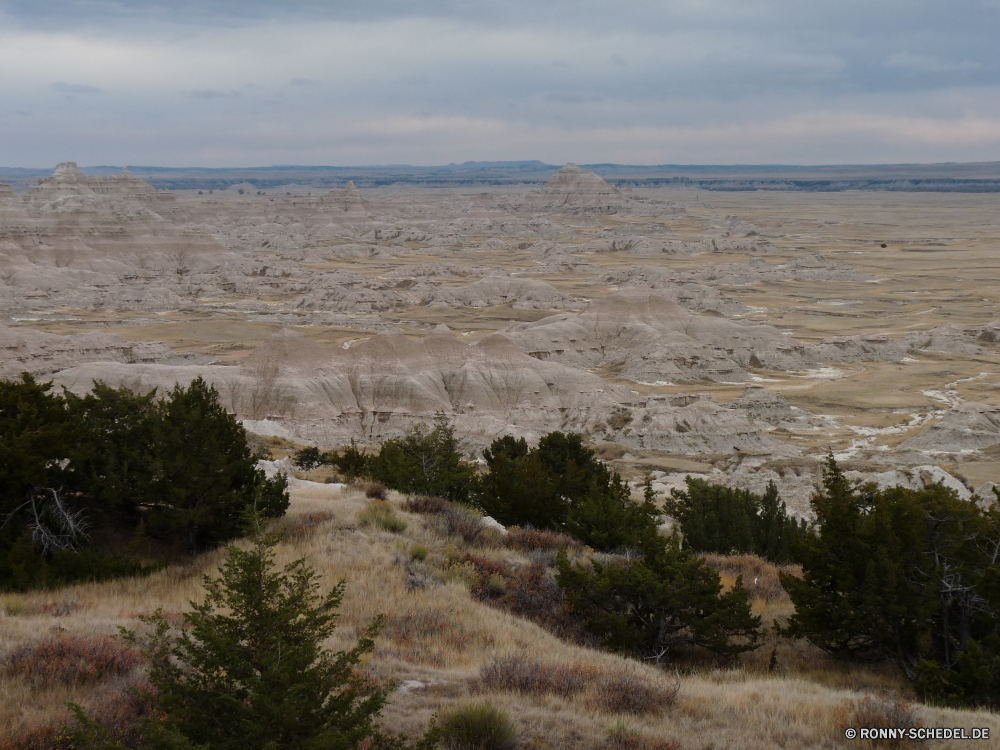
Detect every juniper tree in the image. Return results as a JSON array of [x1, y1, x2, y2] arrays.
[[124, 520, 432, 750]]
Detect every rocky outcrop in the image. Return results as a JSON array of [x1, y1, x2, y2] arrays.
[[506, 163, 626, 214], [26, 162, 174, 205], [899, 402, 1000, 453], [50, 327, 784, 453], [0, 323, 195, 379], [502, 291, 815, 384], [902, 322, 1000, 355]]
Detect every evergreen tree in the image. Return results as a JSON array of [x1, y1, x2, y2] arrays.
[[782, 456, 1000, 706], [0, 374, 290, 591], [123, 519, 436, 749], [145, 378, 288, 550], [479, 432, 661, 551], [367, 417, 477, 503], [557, 528, 761, 659], [666, 477, 801, 563]]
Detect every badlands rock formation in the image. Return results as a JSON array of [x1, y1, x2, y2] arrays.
[[5, 161, 1000, 515]]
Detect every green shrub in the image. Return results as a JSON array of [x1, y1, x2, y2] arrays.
[[440, 702, 517, 750], [357, 500, 407, 534], [479, 431, 661, 552], [410, 544, 429, 561], [666, 477, 804, 563], [0, 375, 289, 591], [368, 417, 478, 503], [103, 519, 437, 750], [557, 532, 762, 658], [293, 446, 323, 470], [783, 456, 1000, 708]]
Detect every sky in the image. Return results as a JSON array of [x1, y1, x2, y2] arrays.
[[1, 0, 999, 167]]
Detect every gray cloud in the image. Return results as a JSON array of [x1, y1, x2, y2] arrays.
[[0, 1, 998, 165], [188, 90, 241, 99], [51, 82, 101, 94]]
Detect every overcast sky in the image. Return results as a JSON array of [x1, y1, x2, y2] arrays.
[[1, 0, 999, 167]]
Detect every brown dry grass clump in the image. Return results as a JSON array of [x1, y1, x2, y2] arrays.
[[4, 635, 142, 688], [835, 692, 922, 749], [503, 526, 582, 553], [472, 652, 679, 716]]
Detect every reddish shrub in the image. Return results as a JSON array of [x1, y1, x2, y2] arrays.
[[592, 670, 680, 716], [838, 693, 921, 749], [4, 635, 142, 688], [465, 553, 516, 600], [504, 526, 582, 553], [401, 495, 449, 514], [364, 482, 388, 500], [502, 562, 564, 622], [280, 511, 335, 541], [1, 675, 155, 750], [472, 653, 598, 698]]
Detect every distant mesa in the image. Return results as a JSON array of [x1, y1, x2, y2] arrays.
[[26, 161, 174, 204], [524, 163, 625, 214]]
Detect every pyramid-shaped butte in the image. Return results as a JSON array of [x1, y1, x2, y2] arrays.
[[537, 163, 625, 214], [26, 162, 173, 204]]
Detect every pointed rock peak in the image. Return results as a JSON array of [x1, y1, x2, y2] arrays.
[[344, 181, 358, 191], [432, 323, 452, 334]]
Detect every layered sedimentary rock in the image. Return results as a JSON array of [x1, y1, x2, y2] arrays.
[[502, 291, 814, 383], [0, 323, 194, 379], [26, 162, 174, 205], [899, 402, 1000, 452], [52, 327, 785, 453]]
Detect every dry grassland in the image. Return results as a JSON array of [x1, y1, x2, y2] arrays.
[[3, 482, 998, 750]]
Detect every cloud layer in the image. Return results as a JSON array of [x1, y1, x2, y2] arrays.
[[1, 1, 998, 166]]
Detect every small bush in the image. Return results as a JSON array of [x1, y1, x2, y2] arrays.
[[839, 693, 921, 749], [402, 495, 450, 514], [440, 702, 518, 750], [357, 500, 407, 534], [4, 634, 142, 688], [605, 719, 681, 750], [409, 544, 429, 561], [504, 526, 582, 553], [293, 446, 323, 470], [502, 562, 565, 623], [443, 505, 498, 546], [592, 669, 680, 716], [472, 652, 595, 698], [401, 495, 500, 546], [359, 481, 388, 500], [279, 511, 335, 542], [464, 553, 518, 601], [1, 675, 155, 750]]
